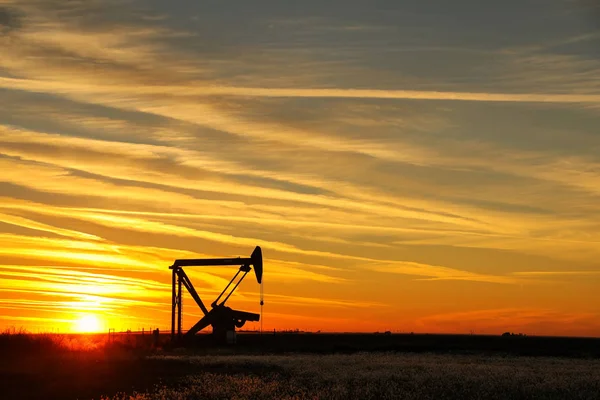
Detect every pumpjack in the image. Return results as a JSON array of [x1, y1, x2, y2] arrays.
[[169, 246, 263, 344]]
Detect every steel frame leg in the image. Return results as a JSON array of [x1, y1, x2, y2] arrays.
[[177, 274, 182, 339], [171, 268, 176, 341]]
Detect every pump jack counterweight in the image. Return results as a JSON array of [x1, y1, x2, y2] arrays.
[[169, 246, 263, 345]]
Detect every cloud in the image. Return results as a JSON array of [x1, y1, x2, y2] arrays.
[[0, 212, 101, 241], [3, 77, 600, 105], [368, 261, 516, 284], [0, 6, 21, 33], [513, 271, 600, 277], [1, 0, 600, 334], [168, 86, 600, 104], [263, 293, 384, 309], [0, 129, 496, 233]]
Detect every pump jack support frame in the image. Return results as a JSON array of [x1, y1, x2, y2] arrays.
[[169, 246, 263, 343]]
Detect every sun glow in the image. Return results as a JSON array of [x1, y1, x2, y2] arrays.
[[74, 314, 102, 333]]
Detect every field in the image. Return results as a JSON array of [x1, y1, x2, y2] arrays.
[[112, 353, 600, 400], [2, 331, 600, 399]]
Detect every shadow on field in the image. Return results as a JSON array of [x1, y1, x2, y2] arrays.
[[231, 332, 600, 358], [0, 332, 286, 400], [3, 351, 179, 400]]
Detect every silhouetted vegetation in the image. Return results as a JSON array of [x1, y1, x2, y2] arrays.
[[502, 331, 527, 337], [2, 331, 600, 399], [0, 328, 171, 400]]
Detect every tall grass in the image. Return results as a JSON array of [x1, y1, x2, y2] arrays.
[[1, 328, 165, 361], [3, 331, 599, 399], [1, 329, 169, 400], [1, 327, 67, 358], [106, 353, 600, 400]]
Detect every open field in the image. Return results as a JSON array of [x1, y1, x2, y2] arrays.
[[2, 331, 600, 399], [110, 353, 600, 400]]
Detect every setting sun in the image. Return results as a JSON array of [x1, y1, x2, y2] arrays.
[[74, 315, 102, 333]]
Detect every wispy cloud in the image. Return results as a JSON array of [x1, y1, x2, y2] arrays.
[[4, 77, 600, 104], [368, 261, 517, 284], [513, 271, 600, 277]]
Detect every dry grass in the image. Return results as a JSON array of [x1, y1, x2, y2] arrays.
[[1, 328, 166, 356], [2, 328, 110, 354], [105, 353, 600, 400], [2, 331, 599, 399]]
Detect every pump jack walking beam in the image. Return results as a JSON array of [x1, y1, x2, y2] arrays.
[[169, 246, 263, 343]]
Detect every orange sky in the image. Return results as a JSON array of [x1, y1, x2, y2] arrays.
[[0, 0, 599, 337]]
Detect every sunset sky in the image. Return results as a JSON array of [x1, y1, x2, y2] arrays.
[[1, 0, 599, 336]]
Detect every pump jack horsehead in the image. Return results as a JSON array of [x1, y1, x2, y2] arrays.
[[169, 246, 264, 344]]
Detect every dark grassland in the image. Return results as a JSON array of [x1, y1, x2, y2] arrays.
[[2, 331, 600, 400]]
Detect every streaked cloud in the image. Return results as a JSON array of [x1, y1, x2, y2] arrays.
[[368, 261, 517, 284], [4, 77, 600, 104], [513, 271, 600, 277]]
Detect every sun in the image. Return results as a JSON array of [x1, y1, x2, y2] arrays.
[[74, 314, 101, 333]]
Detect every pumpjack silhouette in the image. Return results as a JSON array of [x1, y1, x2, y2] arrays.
[[169, 246, 263, 344]]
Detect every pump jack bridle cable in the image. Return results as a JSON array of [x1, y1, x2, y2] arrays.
[[260, 278, 264, 334]]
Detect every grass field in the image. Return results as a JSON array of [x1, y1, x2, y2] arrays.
[[3, 331, 600, 399], [106, 353, 600, 400]]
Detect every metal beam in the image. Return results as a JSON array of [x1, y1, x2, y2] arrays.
[[171, 257, 252, 268], [178, 269, 209, 315], [231, 309, 260, 322], [185, 313, 213, 337], [177, 273, 182, 339], [171, 268, 176, 341], [219, 270, 249, 306]]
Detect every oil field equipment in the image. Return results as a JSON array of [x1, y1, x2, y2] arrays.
[[169, 246, 264, 344]]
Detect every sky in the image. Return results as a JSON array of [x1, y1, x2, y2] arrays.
[[0, 0, 599, 336]]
